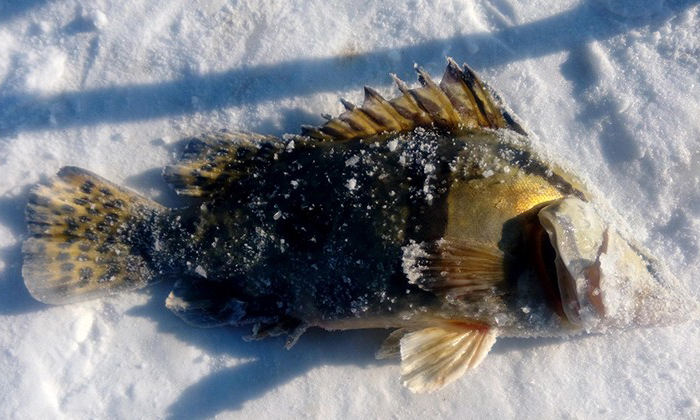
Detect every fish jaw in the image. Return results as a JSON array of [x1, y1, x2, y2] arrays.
[[537, 197, 700, 333]]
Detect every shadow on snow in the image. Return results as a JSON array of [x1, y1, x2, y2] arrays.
[[0, 184, 45, 315], [0, 0, 50, 24], [0, 1, 696, 138], [124, 282, 585, 420]]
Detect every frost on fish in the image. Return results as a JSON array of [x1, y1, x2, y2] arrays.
[[22, 59, 699, 393]]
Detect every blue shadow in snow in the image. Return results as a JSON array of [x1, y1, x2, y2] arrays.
[[0, 0, 697, 138], [0, 184, 45, 315], [125, 283, 392, 419], [125, 282, 574, 420], [0, 0, 49, 24]]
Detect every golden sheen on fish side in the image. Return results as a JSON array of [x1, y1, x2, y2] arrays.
[[22, 58, 699, 393]]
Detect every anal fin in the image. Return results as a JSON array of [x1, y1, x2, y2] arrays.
[[244, 319, 308, 349], [166, 277, 308, 348], [400, 324, 497, 393], [165, 277, 247, 327]]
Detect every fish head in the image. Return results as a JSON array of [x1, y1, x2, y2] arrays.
[[534, 197, 699, 333]]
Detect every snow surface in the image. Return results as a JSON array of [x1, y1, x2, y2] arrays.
[[1, 0, 700, 419]]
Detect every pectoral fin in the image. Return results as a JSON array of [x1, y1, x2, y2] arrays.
[[399, 325, 497, 393], [402, 239, 505, 300]]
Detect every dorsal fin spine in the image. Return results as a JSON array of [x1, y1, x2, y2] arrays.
[[304, 58, 522, 141], [414, 66, 462, 126], [340, 98, 356, 111], [361, 86, 410, 131]]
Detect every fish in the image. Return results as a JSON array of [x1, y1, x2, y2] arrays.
[[22, 58, 699, 393]]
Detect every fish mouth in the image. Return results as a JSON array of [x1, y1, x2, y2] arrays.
[[533, 198, 609, 328], [530, 213, 585, 326]]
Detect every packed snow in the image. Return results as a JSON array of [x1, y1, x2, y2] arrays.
[[1, 0, 700, 419]]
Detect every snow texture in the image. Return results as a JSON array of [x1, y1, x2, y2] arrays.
[[1, 0, 700, 419]]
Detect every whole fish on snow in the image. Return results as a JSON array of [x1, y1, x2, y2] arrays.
[[22, 59, 699, 392]]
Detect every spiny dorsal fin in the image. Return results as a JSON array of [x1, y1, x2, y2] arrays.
[[402, 239, 505, 300], [301, 58, 525, 141], [23, 167, 164, 304], [162, 131, 282, 198], [400, 323, 497, 392]]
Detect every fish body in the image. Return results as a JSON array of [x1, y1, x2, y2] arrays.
[[22, 59, 699, 392], [162, 129, 577, 335]]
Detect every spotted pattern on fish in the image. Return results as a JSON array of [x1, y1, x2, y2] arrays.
[[23, 167, 168, 304]]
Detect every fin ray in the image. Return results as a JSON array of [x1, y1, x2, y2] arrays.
[[400, 325, 497, 393], [163, 131, 281, 198], [303, 58, 525, 141], [165, 277, 247, 327], [376, 328, 411, 360], [23, 167, 165, 304], [403, 239, 505, 300]]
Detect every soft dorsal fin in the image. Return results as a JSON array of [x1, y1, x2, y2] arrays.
[[162, 131, 282, 198], [399, 323, 498, 392], [402, 239, 505, 300], [301, 58, 525, 141]]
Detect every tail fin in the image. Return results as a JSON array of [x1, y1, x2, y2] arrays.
[[23, 166, 166, 304]]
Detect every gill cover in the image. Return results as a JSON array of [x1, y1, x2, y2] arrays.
[[537, 197, 698, 331]]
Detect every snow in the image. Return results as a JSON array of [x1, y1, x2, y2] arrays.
[[1, 0, 699, 419]]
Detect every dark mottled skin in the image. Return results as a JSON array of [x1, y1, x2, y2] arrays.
[[159, 130, 466, 327]]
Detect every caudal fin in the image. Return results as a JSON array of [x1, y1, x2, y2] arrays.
[[23, 166, 166, 304]]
